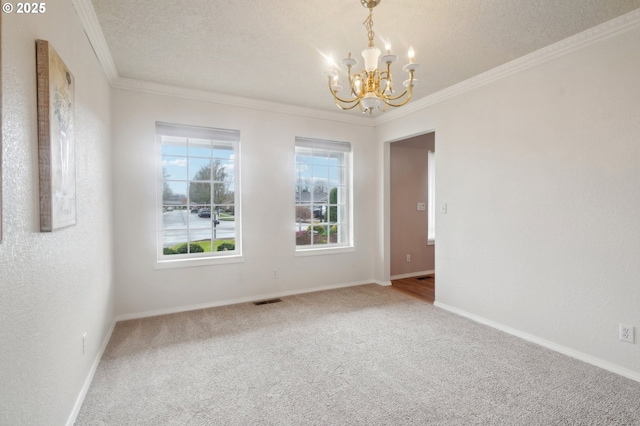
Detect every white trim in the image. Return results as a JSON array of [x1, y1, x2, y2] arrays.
[[390, 270, 435, 280], [73, 0, 640, 127], [113, 78, 373, 126], [115, 280, 375, 322], [294, 246, 356, 257], [374, 280, 392, 287], [71, 0, 119, 84], [434, 302, 640, 384], [65, 319, 117, 426], [155, 254, 245, 269], [374, 8, 640, 126], [72, 0, 373, 126]]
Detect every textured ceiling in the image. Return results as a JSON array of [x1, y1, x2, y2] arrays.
[[91, 0, 640, 113]]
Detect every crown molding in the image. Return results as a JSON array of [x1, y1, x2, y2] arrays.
[[74, 0, 638, 128], [374, 8, 640, 126], [111, 77, 374, 126], [72, 0, 119, 84], [72, 0, 372, 126]]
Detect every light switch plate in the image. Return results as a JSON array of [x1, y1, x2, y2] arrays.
[[417, 202, 426, 211]]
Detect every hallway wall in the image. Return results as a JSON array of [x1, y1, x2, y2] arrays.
[[0, 3, 114, 424], [390, 133, 435, 277]]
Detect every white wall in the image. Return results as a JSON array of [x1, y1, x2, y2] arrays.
[[0, 1, 114, 425], [111, 90, 377, 317], [376, 24, 640, 376]]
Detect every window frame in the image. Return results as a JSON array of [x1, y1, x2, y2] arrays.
[[294, 137, 353, 255], [155, 122, 242, 268]]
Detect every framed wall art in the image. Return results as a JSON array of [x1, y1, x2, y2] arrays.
[[1, 13, 3, 241], [36, 39, 76, 231]]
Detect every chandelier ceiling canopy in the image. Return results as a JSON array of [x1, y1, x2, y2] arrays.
[[325, 0, 419, 115]]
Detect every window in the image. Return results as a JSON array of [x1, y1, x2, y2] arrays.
[[295, 137, 352, 251], [157, 122, 240, 263]]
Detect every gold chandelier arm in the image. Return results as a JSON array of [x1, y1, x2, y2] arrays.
[[384, 91, 413, 107], [328, 77, 364, 105], [382, 71, 415, 102], [335, 100, 362, 111]]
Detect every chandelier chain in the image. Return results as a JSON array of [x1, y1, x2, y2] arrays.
[[363, 9, 375, 48]]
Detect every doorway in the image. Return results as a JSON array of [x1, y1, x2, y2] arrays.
[[388, 132, 435, 303]]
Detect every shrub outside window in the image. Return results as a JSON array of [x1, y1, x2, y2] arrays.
[[295, 137, 351, 250], [157, 122, 240, 263]]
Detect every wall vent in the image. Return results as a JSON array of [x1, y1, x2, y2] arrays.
[[253, 298, 282, 306]]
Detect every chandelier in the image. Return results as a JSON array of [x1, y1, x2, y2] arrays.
[[325, 0, 419, 114]]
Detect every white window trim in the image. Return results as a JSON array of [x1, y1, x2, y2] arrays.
[[155, 254, 244, 270], [294, 246, 356, 257], [155, 122, 242, 268]]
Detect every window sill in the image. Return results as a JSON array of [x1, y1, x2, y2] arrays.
[[155, 254, 244, 269], [295, 246, 355, 257]]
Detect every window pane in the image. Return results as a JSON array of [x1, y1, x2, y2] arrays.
[[311, 149, 330, 165], [189, 182, 211, 205], [162, 156, 188, 180], [162, 137, 187, 156], [330, 152, 345, 166], [214, 238, 236, 252], [189, 158, 211, 181], [295, 205, 312, 223], [188, 138, 212, 157], [213, 183, 233, 205], [163, 182, 188, 205], [192, 207, 214, 228], [213, 145, 234, 160], [311, 224, 329, 245], [188, 230, 212, 253], [216, 160, 235, 179], [213, 217, 235, 241], [162, 230, 188, 254]]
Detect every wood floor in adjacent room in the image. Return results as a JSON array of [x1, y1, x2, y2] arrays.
[[391, 274, 435, 304]]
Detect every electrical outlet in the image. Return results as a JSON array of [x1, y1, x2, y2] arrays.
[[619, 324, 634, 343], [272, 269, 278, 279], [441, 203, 447, 214], [406, 254, 411, 263]]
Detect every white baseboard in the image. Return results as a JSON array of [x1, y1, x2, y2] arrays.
[[115, 279, 376, 322], [374, 280, 392, 286], [66, 319, 117, 426], [434, 301, 640, 384], [390, 270, 434, 280]]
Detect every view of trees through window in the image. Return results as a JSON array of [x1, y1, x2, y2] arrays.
[[158, 123, 239, 259]]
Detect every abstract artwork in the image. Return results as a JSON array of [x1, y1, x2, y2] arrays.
[[36, 39, 76, 231]]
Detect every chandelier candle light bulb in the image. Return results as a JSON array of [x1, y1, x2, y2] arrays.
[[325, 0, 419, 114]]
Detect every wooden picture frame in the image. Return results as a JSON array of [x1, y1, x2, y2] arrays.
[[36, 40, 76, 231], [0, 13, 3, 241]]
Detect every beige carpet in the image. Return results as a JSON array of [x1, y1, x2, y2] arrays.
[[76, 285, 640, 425]]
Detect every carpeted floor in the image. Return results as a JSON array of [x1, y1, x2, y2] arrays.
[[76, 284, 640, 425]]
